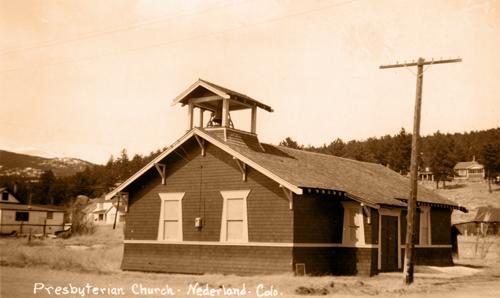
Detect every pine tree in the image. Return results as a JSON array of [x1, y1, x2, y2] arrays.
[[480, 143, 500, 193], [325, 138, 346, 156], [429, 132, 455, 189], [279, 137, 302, 149], [388, 128, 412, 174]]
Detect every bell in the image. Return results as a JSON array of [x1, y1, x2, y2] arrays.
[[211, 109, 222, 126]]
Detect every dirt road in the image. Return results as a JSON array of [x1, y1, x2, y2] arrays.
[[1, 266, 499, 298]]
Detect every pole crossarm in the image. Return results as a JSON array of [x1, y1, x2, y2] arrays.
[[380, 58, 462, 69]]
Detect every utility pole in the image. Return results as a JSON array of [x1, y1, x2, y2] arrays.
[[380, 57, 461, 284], [113, 193, 121, 230]]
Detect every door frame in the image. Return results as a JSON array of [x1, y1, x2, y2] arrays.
[[378, 208, 401, 270]]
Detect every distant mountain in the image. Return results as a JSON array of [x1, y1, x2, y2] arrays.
[[0, 150, 94, 177]]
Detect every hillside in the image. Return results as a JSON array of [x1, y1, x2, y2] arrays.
[[0, 150, 93, 177], [281, 127, 500, 179], [426, 181, 500, 223]]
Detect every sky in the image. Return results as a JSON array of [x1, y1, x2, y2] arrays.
[[0, 0, 499, 164]]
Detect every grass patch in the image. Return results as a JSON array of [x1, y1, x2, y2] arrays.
[[0, 225, 123, 274]]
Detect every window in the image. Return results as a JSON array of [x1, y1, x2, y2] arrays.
[[341, 202, 365, 245], [220, 190, 250, 242], [15, 211, 29, 222], [2, 191, 8, 201], [47, 211, 53, 219], [98, 214, 104, 221], [419, 206, 431, 245], [158, 193, 184, 241]]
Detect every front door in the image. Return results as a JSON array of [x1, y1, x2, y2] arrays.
[[380, 215, 399, 271]]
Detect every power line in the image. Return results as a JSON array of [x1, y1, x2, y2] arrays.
[[379, 58, 462, 69], [0, 0, 244, 55], [0, 0, 361, 75]]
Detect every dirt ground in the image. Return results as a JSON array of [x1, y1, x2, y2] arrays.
[[2, 183, 500, 297], [428, 180, 500, 223], [1, 259, 500, 298]]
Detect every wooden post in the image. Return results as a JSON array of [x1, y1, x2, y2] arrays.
[[187, 103, 194, 130], [402, 57, 424, 284], [113, 194, 121, 230], [198, 108, 204, 128], [380, 57, 462, 285], [251, 105, 257, 133], [154, 163, 166, 184], [221, 98, 229, 127]]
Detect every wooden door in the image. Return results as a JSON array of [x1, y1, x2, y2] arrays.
[[381, 215, 398, 271]]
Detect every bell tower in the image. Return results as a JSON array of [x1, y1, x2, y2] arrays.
[[172, 79, 273, 135]]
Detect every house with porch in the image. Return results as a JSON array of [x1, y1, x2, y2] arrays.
[[454, 158, 485, 181], [418, 167, 434, 182], [107, 79, 466, 276]]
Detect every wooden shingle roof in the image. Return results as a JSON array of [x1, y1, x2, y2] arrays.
[[107, 128, 464, 211], [204, 129, 461, 209], [475, 207, 500, 222], [172, 79, 274, 112]]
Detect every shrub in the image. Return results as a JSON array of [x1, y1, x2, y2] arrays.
[[68, 198, 96, 236]]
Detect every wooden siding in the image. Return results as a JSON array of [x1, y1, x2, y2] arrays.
[[122, 243, 293, 275], [400, 209, 420, 244], [124, 138, 293, 243], [292, 197, 379, 276], [399, 247, 452, 269], [431, 208, 452, 244], [365, 208, 379, 245], [400, 208, 451, 245], [293, 247, 377, 276], [0, 209, 64, 234], [415, 247, 453, 266], [293, 194, 343, 243], [121, 134, 454, 276]]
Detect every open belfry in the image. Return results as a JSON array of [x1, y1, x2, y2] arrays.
[[173, 79, 273, 134], [108, 79, 465, 276]]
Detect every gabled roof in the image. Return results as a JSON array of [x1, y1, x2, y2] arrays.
[[82, 202, 98, 214], [475, 207, 500, 222], [203, 130, 462, 209], [0, 202, 65, 212], [1, 187, 20, 203], [454, 161, 484, 170], [106, 128, 302, 200], [106, 128, 464, 211], [171, 79, 273, 112]]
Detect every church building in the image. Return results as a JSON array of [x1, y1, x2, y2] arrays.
[[107, 79, 466, 275]]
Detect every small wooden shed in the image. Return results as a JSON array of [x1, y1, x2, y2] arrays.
[[107, 79, 466, 276], [0, 203, 65, 236]]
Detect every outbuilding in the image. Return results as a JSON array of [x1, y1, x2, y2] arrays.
[[107, 79, 466, 276], [0, 188, 65, 235], [85, 197, 126, 225]]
